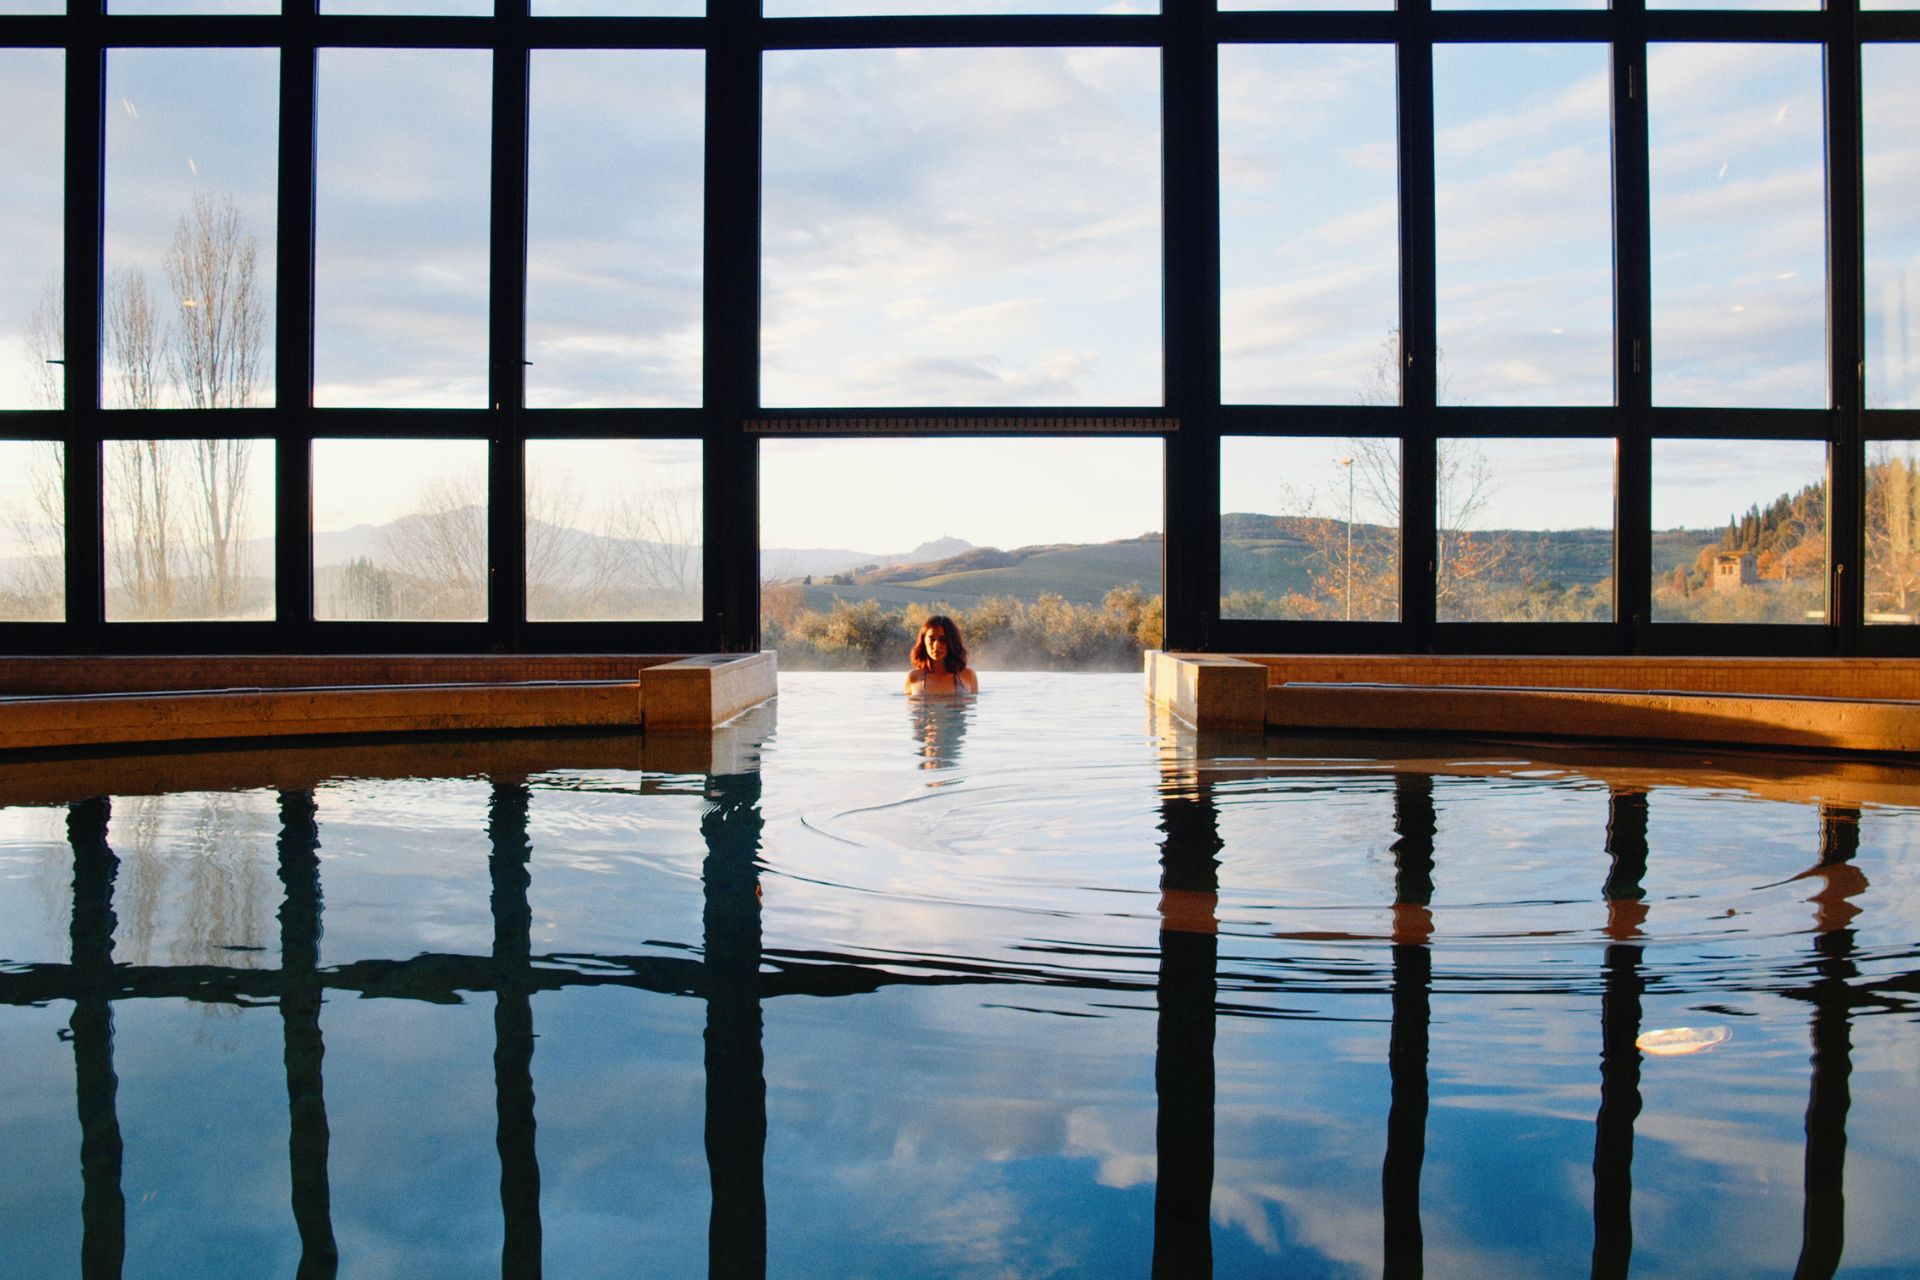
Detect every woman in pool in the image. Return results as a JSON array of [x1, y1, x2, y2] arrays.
[[906, 614, 978, 695]]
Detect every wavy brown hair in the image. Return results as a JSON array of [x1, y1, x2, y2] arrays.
[[909, 614, 969, 674]]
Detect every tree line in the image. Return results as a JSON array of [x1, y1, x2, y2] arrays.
[[762, 585, 1163, 671]]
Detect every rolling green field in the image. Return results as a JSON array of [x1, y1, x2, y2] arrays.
[[792, 536, 1163, 610], [773, 520, 1710, 616]]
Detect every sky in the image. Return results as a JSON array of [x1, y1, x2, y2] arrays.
[[3, 28, 1918, 543]]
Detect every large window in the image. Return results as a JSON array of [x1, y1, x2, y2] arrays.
[[0, 439, 63, 622], [1433, 44, 1613, 407], [0, 49, 62, 411], [3, 2, 1915, 655], [313, 438, 488, 621], [1220, 436, 1401, 621], [103, 439, 275, 622], [104, 48, 279, 409], [314, 49, 492, 408], [525, 439, 703, 622], [1864, 45, 1920, 411], [1651, 440, 1827, 625], [1648, 44, 1827, 410], [526, 51, 705, 409], [761, 48, 1163, 408], [1219, 44, 1399, 405]]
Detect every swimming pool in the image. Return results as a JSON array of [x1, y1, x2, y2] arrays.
[[2, 672, 1917, 1278]]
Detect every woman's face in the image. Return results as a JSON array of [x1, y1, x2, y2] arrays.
[[923, 628, 950, 663]]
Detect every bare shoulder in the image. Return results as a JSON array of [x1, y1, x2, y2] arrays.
[[960, 669, 979, 693]]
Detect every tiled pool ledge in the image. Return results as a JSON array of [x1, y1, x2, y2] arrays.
[[1146, 651, 1920, 756], [0, 652, 778, 753]]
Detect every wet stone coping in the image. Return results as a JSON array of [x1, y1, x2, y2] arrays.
[[1145, 651, 1920, 756], [0, 652, 778, 752]]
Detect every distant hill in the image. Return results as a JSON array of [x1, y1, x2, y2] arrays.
[[759, 536, 974, 581], [786, 535, 1163, 609]]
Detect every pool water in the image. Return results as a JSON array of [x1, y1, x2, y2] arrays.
[[2, 672, 1918, 1278]]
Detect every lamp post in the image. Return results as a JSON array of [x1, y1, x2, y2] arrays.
[[1338, 457, 1355, 620]]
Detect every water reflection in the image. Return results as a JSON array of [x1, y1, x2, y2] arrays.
[[4, 684, 1920, 1276], [907, 694, 971, 771], [1383, 776, 1431, 1280], [1153, 765, 1218, 1277], [278, 790, 337, 1280], [1593, 786, 1647, 1280]]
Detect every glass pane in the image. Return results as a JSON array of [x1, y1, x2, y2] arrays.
[[1650, 439, 1827, 624], [760, 437, 1163, 669], [0, 440, 64, 621], [1221, 45, 1399, 405], [771, 0, 1152, 13], [762, 48, 1162, 409], [1650, 0, 1816, 10], [1435, 438, 1615, 622], [322, 0, 490, 12], [525, 439, 702, 621], [1220, 0, 1390, 11], [0, 49, 62, 410], [1220, 436, 1401, 621], [110, 0, 279, 12], [315, 49, 491, 408], [1864, 45, 1920, 410], [533, 0, 702, 16], [104, 48, 279, 409], [103, 439, 275, 621], [313, 438, 488, 621], [1436, 0, 1600, 8], [1649, 44, 1827, 409], [526, 51, 703, 409], [1866, 441, 1920, 623], [0, 1, 65, 11], [1435, 45, 1613, 407]]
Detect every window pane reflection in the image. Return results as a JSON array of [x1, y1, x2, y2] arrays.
[[103, 439, 275, 621], [526, 439, 703, 622], [313, 438, 488, 621], [1651, 439, 1827, 624], [315, 49, 492, 408], [0, 49, 63, 410], [1435, 44, 1612, 407], [526, 51, 703, 409], [771, 0, 1154, 13], [1864, 45, 1920, 410], [1221, 45, 1399, 406], [761, 48, 1163, 408], [105, 48, 279, 409], [1649, 44, 1827, 409], [1436, 438, 1614, 622], [533, 0, 702, 12], [1220, 436, 1401, 621], [109, 0, 279, 12], [1866, 441, 1920, 624], [322, 0, 490, 13], [0, 440, 64, 622]]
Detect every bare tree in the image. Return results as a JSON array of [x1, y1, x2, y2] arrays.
[[164, 191, 266, 410], [24, 275, 62, 410], [378, 472, 488, 620], [105, 267, 164, 410], [2, 441, 65, 620], [1866, 443, 1920, 618], [106, 439, 178, 617], [188, 438, 255, 616], [600, 481, 702, 610]]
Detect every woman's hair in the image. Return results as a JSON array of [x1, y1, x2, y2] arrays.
[[910, 615, 969, 673]]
